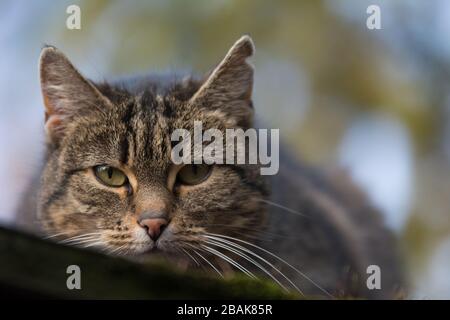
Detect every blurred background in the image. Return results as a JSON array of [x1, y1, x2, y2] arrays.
[[0, 0, 449, 299]]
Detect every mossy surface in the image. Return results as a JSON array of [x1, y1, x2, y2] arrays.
[[0, 226, 298, 299]]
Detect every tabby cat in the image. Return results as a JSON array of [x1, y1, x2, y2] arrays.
[[17, 36, 404, 299]]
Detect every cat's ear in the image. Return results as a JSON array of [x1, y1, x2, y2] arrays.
[[190, 35, 255, 127], [39, 46, 112, 143]]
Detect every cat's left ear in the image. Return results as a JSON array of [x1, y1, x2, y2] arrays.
[[190, 35, 255, 127]]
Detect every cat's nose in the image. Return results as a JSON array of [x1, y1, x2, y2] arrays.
[[138, 218, 168, 241]]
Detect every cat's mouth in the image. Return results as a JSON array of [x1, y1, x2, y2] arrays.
[[140, 246, 163, 255], [132, 236, 175, 255], [131, 243, 194, 269]]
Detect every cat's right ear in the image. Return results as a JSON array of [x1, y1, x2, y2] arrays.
[[39, 46, 112, 144]]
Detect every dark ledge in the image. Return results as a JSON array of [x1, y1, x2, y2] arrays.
[[0, 226, 296, 299]]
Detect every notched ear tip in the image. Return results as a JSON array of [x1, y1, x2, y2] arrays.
[[238, 35, 255, 54], [232, 35, 255, 59], [39, 45, 60, 62], [42, 44, 57, 51], [39, 45, 72, 75]]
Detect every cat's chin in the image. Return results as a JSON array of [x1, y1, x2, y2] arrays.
[[127, 247, 193, 271]]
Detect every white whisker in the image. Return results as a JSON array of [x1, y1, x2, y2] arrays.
[[207, 232, 334, 299], [180, 247, 200, 266], [206, 238, 290, 292], [259, 199, 309, 218], [193, 250, 224, 278], [44, 232, 69, 239], [205, 235, 303, 295], [201, 245, 256, 279], [108, 244, 128, 255], [60, 236, 101, 245], [58, 232, 103, 244], [82, 241, 105, 249]]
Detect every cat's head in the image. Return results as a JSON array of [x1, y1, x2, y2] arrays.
[[37, 36, 268, 264]]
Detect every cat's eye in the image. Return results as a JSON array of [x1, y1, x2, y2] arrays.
[[177, 164, 212, 185], [94, 165, 128, 187]]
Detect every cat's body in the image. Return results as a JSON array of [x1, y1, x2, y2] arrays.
[[266, 150, 403, 298], [16, 36, 404, 299]]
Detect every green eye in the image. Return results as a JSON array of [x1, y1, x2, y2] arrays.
[[94, 165, 128, 187], [177, 164, 212, 185]]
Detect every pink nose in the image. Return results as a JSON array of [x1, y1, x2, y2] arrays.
[[139, 218, 168, 241]]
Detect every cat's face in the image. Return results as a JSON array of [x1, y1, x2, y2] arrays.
[[37, 36, 268, 264]]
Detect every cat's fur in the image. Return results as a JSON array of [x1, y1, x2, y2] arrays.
[[16, 36, 404, 299]]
